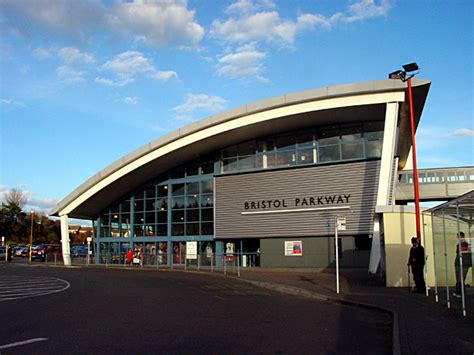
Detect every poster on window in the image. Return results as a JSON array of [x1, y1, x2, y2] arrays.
[[285, 241, 303, 256], [186, 241, 197, 260]]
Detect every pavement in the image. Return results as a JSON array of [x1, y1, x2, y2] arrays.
[[236, 268, 474, 355], [3, 260, 473, 354]]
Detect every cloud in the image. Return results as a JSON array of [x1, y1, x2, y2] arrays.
[[0, 0, 105, 42], [56, 65, 85, 83], [124, 96, 139, 105], [98, 51, 177, 87], [1, 98, 26, 108], [211, 0, 390, 45], [108, 0, 204, 48], [32, 47, 53, 60], [28, 198, 59, 211], [58, 47, 94, 64], [174, 93, 227, 113], [216, 43, 267, 81], [449, 128, 474, 137]]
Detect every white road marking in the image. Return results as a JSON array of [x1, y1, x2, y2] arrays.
[[0, 276, 70, 301], [0, 338, 48, 350]]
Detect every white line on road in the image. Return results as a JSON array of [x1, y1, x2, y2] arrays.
[[0, 338, 48, 350]]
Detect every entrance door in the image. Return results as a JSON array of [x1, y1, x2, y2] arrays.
[[172, 242, 186, 265]]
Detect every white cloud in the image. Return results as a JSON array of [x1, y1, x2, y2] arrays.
[[32, 47, 53, 60], [174, 93, 227, 113], [108, 0, 204, 48], [58, 47, 94, 64], [217, 43, 267, 81], [1, 98, 26, 108], [56, 65, 85, 83], [449, 128, 474, 137], [98, 51, 177, 86], [212, 0, 390, 45], [124, 96, 139, 105]]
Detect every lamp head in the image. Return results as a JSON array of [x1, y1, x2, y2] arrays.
[[402, 62, 419, 72], [388, 70, 406, 81]]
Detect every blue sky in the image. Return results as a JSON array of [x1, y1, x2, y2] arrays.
[[1, 0, 473, 216]]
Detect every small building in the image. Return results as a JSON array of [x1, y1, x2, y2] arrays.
[[51, 78, 435, 282]]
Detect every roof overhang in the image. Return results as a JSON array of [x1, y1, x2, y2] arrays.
[[51, 79, 431, 219]]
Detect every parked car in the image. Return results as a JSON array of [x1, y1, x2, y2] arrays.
[[31, 245, 47, 261], [72, 245, 88, 257], [15, 246, 30, 258], [0, 246, 5, 260]]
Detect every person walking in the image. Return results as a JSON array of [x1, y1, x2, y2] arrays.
[[407, 237, 426, 293], [125, 248, 133, 266], [453, 232, 472, 298]]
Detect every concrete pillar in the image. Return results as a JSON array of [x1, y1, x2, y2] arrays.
[[60, 214, 71, 266]]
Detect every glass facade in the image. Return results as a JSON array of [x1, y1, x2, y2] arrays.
[[94, 122, 383, 264]]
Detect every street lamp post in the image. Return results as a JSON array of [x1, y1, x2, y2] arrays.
[[389, 62, 422, 241], [29, 209, 35, 262]]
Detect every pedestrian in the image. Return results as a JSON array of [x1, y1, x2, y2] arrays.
[[407, 237, 426, 293], [126, 248, 133, 266], [7, 245, 13, 262], [453, 232, 472, 298]]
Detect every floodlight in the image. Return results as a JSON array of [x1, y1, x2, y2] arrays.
[[402, 62, 419, 72], [388, 70, 406, 81]]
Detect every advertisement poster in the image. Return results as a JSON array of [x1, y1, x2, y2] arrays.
[[186, 241, 197, 260], [285, 241, 303, 256]]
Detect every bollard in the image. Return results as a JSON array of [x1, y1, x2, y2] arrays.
[[54, 253, 57, 266], [237, 253, 240, 277], [211, 254, 214, 272], [197, 254, 201, 271], [224, 256, 227, 275]]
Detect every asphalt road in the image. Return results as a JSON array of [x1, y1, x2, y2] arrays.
[[0, 264, 391, 354]]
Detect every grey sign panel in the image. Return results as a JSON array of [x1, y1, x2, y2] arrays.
[[215, 160, 381, 239]]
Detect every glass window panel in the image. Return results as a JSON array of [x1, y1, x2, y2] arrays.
[[201, 180, 213, 194], [187, 163, 199, 177], [157, 211, 168, 223], [134, 190, 144, 200], [171, 197, 185, 209], [171, 165, 186, 179], [172, 210, 185, 223], [135, 212, 144, 225], [120, 201, 130, 213], [275, 135, 296, 150], [366, 140, 382, 158], [238, 140, 256, 156], [145, 225, 155, 237], [201, 162, 214, 175], [201, 208, 213, 221], [298, 148, 314, 165], [266, 151, 278, 167], [134, 225, 144, 237], [341, 142, 364, 160], [319, 127, 339, 145], [222, 157, 238, 172], [145, 212, 155, 224], [365, 130, 383, 141], [201, 222, 213, 235], [111, 221, 119, 238], [201, 194, 213, 208], [276, 150, 296, 167], [110, 203, 120, 214], [154, 198, 167, 211], [186, 182, 200, 194], [157, 224, 167, 236], [145, 199, 155, 211], [222, 145, 238, 159], [145, 186, 155, 199], [172, 224, 184, 236], [186, 223, 199, 236], [100, 227, 110, 238], [297, 132, 314, 147], [239, 155, 256, 170], [157, 185, 168, 197], [319, 145, 340, 162], [134, 200, 144, 211], [256, 154, 264, 168], [186, 209, 199, 222], [172, 183, 185, 196], [186, 195, 199, 208], [101, 214, 109, 226], [340, 125, 362, 141]]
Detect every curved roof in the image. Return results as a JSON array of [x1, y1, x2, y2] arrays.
[[51, 78, 431, 218]]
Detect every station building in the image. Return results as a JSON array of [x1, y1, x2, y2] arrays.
[[51, 79, 432, 277]]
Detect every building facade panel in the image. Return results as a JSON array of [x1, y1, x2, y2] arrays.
[[215, 159, 381, 239]]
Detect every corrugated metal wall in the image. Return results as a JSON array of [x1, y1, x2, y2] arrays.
[[215, 160, 381, 239]]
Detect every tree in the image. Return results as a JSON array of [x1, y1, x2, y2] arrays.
[[5, 188, 27, 209], [0, 188, 28, 243]]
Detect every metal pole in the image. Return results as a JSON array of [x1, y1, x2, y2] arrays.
[[407, 78, 422, 241], [456, 202, 467, 316], [428, 211, 439, 302], [421, 212, 429, 297], [224, 255, 227, 275], [211, 253, 214, 272], [442, 210, 450, 308], [29, 210, 34, 262], [237, 252, 240, 277], [335, 216, 340, 294]]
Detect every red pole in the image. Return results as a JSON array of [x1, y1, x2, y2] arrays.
[[407, 78, 422, 241]]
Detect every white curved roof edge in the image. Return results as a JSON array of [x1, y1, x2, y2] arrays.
[[51, 78, 430, 216]]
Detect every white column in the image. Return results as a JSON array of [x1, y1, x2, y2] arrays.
[[60, 214, 71, 266], [369, 102, 400, 274]]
